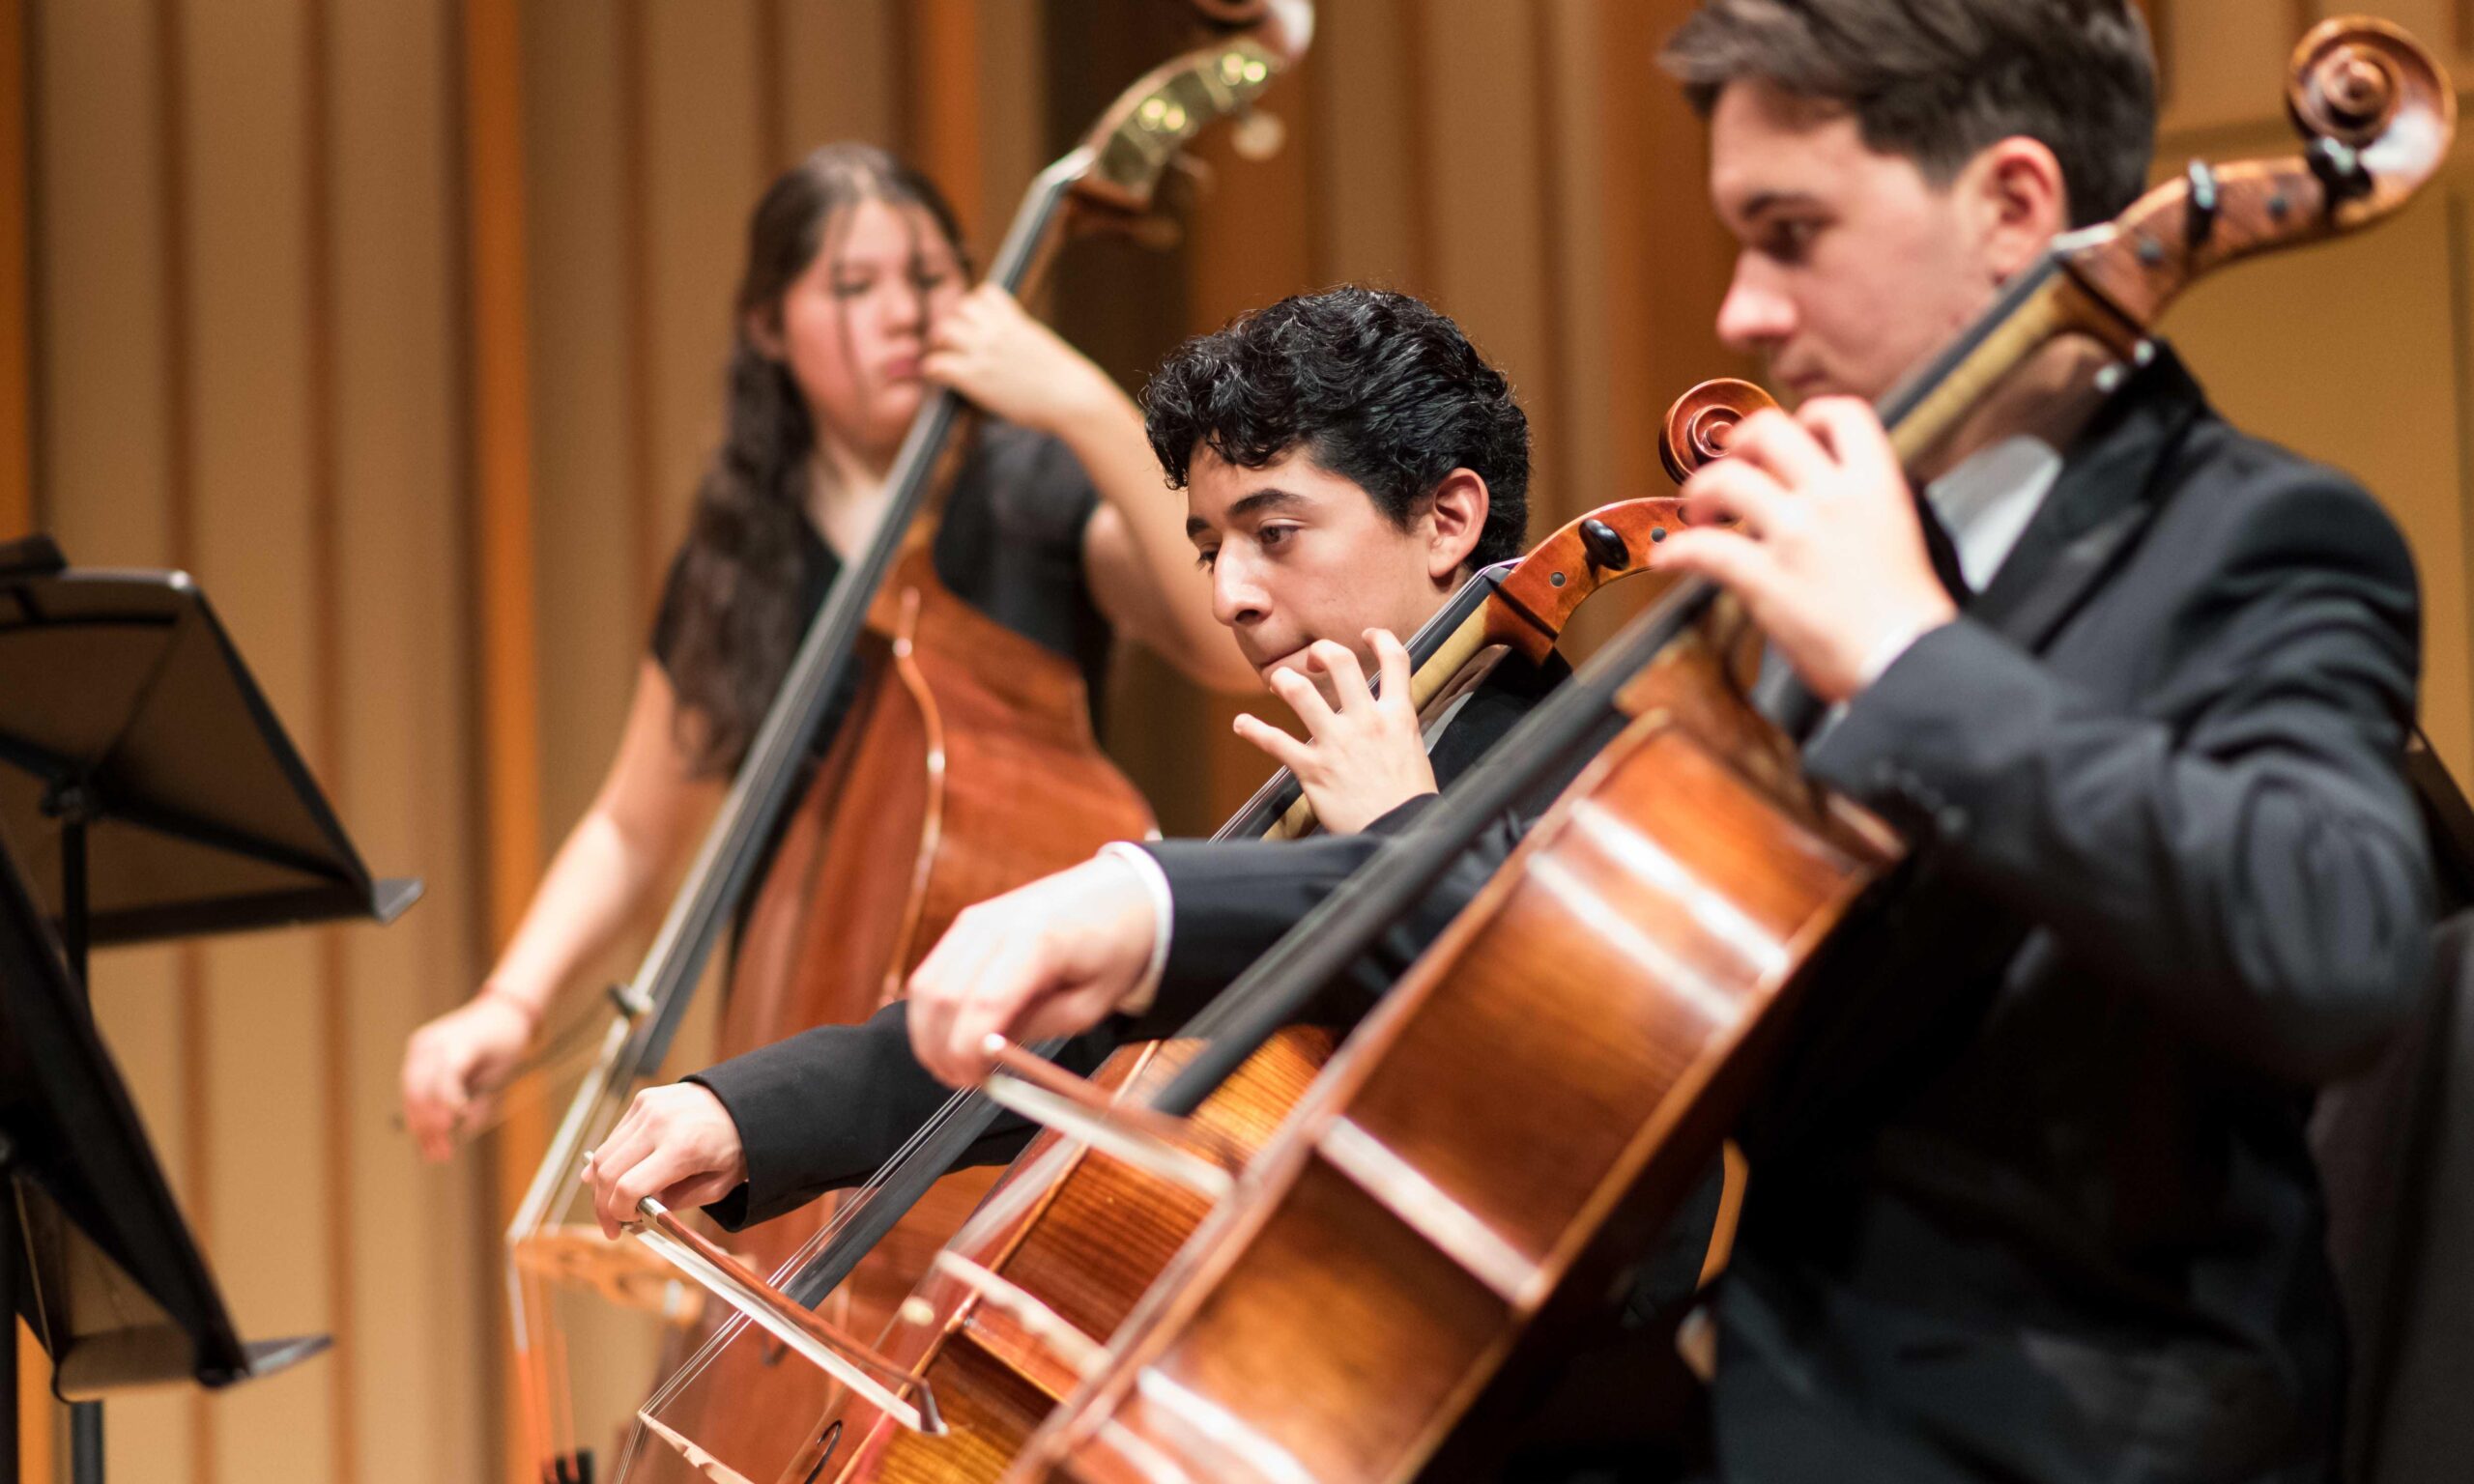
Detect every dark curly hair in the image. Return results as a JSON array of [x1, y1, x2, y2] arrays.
[[663, 143, 969, 775], [1661, 0, 2155, 229], [1140, 287, 1531, 571]]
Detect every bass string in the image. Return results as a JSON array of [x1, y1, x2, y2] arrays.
[[630, 1080, 988, 1420]]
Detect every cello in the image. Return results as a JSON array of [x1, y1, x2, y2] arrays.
[[986, 17, 2456, 1483], [614, 381, 1778, 1484], [501, 8, 1317, 1481]]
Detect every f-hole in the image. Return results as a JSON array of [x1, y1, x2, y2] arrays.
[[799, 1421, 843, 1484]]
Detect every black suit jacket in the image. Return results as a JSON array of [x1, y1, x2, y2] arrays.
[[1709, 347, 2435, 1483], [688, 649, 1568, 1230]]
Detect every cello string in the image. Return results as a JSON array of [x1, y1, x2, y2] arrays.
[[623, 1103, 991, 1411]]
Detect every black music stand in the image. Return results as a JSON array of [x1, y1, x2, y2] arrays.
[[0, 534, 419, 1483], [0, 535, 420, 978], [1, 818, 328, 1484]]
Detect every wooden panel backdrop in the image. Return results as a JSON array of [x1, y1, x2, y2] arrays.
[[3, 4, 2468, 1482]]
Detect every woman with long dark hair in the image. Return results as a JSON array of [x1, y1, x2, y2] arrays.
[[397, 143, 1250, 1151]]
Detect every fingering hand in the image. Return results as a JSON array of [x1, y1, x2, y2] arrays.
[[921, 284, 1107, 436], [1234, 632, 1437, 834], [1653, 399, 1956, 702]]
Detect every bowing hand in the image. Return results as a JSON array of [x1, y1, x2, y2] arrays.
[[1652, 399, 1956, 703], [581, 1082, 748, 1240], [398, 991, 534, 1162], [1234, 633, 1437, 835], [905, 854, 1159, 1088]]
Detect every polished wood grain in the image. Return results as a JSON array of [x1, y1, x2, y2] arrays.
[[762, 1029, 1334, 1484], [637, 540, 1155, 1484], [1012, 637, 1898, 1484]]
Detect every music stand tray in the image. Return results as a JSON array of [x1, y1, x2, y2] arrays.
[[0, 534, 419, 965]]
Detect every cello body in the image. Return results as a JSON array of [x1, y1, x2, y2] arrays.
[[646, 536, 1155, 1483], [1007, 632, 1899, 1484], [777, 1028, 1338, 1484], [699, 479, 1762, 1484]]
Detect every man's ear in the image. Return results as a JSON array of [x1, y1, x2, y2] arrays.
[[1424, 468, 1490, 584], [1965, 136, 2071, 284]]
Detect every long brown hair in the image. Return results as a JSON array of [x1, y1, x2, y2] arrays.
[[663, 142, 969, 775]]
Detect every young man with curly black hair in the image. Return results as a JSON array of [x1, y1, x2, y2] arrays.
[[582, 285, 1580, 1230]]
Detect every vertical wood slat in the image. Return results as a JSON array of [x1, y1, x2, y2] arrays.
[[0, 39, 30, 1475], [146, 3, 211, 1479], [1392, 0, 1436, 295], [906, 0, 982, 248], [2447, 186, 2474, 787], [617, 0, 658, 617], [184, 0, 328, 1465], [297, 0, 357, 1476], [10, 0, 41, 1319], [324, 3, 486, 1478], [1524, 1, 1572, 522], [0, 0, 28, 538], [12, 1325, 42, 1484], [460, 2, 545, 1481], [2143, 0, 2173, 113], [754, 0, 787, 175], [462, 0, 541, 949]]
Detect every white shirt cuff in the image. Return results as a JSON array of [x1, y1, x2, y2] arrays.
[[1855, 615, 1949, 693], [1097, 842, 1172, 1015]]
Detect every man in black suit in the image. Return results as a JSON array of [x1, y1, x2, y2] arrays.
[[1642, 2, 2435, 1479], [583, 285, 1568, 1233]]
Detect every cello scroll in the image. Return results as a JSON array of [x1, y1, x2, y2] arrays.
[[2060, 16, 2453, 330]]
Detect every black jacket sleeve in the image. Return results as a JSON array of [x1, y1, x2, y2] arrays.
[[1805, 471, 2434, 1083], [686, 1001, 1112, 1230], [1126, 797, 1534, 1039]]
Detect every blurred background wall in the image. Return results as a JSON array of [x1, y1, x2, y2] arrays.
[[5, 1, 2469, 1481]]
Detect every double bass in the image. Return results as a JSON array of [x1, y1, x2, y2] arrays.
[[499, 8, 1317, 1481], [615, 381, 1778, 1484], [983, 17, 2454, 1482]]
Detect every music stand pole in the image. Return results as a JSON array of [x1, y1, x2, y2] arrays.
[[46, 789, 101, 1484]]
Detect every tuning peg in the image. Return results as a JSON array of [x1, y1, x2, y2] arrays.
[[2305, 136, 2373, 204], [2183, 159, 2219, 247]]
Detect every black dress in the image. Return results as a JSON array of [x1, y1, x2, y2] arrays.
[[647, 420, 1114, 751], [646, 421, 1113, 947]]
